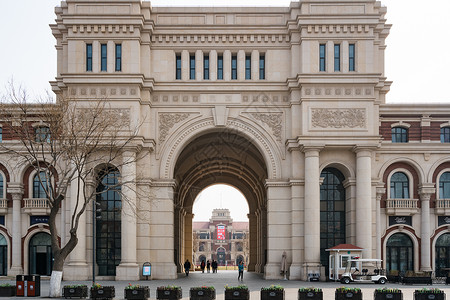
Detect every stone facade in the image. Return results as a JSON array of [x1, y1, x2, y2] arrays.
[[0, 0, 448, 281]]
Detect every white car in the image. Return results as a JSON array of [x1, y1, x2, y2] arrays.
[[340, 258, 387, 284]]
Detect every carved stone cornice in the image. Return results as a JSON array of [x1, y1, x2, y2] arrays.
[[311, 108, 366, 129], [158, 113, 190, 144], [250, 113, 282, 141]]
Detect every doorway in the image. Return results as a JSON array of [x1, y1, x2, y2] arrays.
[[29, 232, 52, 275], [386, 233, 414, 273]]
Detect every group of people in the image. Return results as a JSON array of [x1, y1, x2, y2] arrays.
[[200, 259, 218, 273]]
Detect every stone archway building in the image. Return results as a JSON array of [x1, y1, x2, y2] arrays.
[[0, 0, 448, 281]]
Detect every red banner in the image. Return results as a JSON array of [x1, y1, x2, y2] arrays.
[[217, 225, 226, 240]]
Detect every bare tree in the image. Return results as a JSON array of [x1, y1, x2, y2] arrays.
[[0, 83, 144, 297]]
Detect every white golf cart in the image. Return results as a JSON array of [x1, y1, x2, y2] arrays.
[[340, 258, 387, 284]]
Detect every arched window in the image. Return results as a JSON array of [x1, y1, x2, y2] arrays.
[[28, 232, 52, 276], [386, 233, 414, 273], [236, 255, 244, 265], [320, 168, 346, 274], [390, 172, 409, 199], [440, 127, 450, 143], [199, 242, 205, 252], [0, 173, 4, 199], [96, 167, 121, 276], [236, 242, 243, 252], [32, 171, 50, 198], [435, 233, 450, 277], [439, 172, 450, 199], [0, 234, 7, 275], [392, 127, 408, 143]]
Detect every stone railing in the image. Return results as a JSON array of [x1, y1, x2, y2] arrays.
[[23, 198, 50, 215], [0, 199, 7, 208], [385, 198, 419, 215], [435, 199, 450, 215]]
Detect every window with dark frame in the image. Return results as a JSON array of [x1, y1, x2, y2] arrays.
[[190, 55, 195, 79], [319, 44, 326, 71], [334, 44, 340, 72], [217, 55, 223, 80], [204, 55, 210, 80], [245, 55, 251, 80], [0, 173, 3, 199], [115, 44, 122, 72], [176, 55, 181, 80], [390, 172, 410, 199], [439, 172, 450, 199], [33, 171, 50, 199], [440, 127, 450, 143], [0, 127, 2, 143], [391, 127, 408, 143], [349, 44, 355, 72], [35, 126, 50, 143], [259, 54, 265, 79], [101, 44, 107, 71], [231, 55, 237, 80], [86, 44, 93, 71]]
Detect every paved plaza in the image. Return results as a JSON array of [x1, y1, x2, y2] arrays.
[[6, 270, 448, 299]]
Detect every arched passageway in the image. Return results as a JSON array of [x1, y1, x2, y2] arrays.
[[173, 131, 268, 273]]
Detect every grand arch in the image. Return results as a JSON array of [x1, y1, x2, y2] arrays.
[[172, 130, 268, 273]]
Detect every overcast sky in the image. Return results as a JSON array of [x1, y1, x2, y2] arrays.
[[0, 0, 449, 221]]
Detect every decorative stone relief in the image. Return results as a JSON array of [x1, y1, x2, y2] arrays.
[[311, 108, 365, 128], [159, 113, 190, 143], [250, 113, 283, 141]]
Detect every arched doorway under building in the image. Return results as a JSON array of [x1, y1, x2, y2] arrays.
[[0, 234, 7, 276], [172, 131, 268, 274], [386, 233, 414, 273], [28, 232, 52, 276], [435, 233, 450, 277]]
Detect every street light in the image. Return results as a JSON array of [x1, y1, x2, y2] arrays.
[[92, 201, 102, 285]]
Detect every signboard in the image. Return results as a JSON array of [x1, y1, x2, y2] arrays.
[[30, 216, 49, 225], [438, 216, 450, 226], [217, 225, 226, 240], [389, 216, 412, 226]]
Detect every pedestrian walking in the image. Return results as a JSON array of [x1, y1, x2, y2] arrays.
[[206, 260, 211, 273], [212, 260, 217, 273], [238, 260, 244, 281], [184, 259, 191, 276], [200, 260, 206, 273]]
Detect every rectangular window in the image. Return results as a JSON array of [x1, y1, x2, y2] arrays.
[[334, 44, 341, 72], [0, 127, 2, 143], [176, 55, 181, 80], [259, 55, 265, 79], [115, 44, 122, 72], [101, 44, 107, 72], [231, 55, 237, 80], [86, 44, 93, 71], [349, 44, 355, 72], [245, 55, 251, 80], [319, 44, 326, 71], [189, 55, 195, 80], [217, 55, 223, 80], [204, 55, 210, 80]]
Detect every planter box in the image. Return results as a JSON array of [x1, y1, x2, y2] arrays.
[[0, 286, 16, 297], [125, 286, 150, 300], [63, 286, 88, 299], [190, 289, 216, 300], [335, 291, 363, 300], [298, 291, 323, 300], [261, 289, 285, 300], [402, 277, 432, 285], [374, 291, 403, 300], [414, 293, 445, 300], [157, 289, 182, 300], [90, 286, 115, 300], [225, 289, 250, 300]]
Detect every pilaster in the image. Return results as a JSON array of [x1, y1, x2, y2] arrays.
[[419, 184, 435, 271], [7, 183, 24, 276]]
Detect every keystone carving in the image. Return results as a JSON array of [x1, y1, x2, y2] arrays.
[[159, 113, 190, 143], [251, 113, 282, 141], [311, 108, 365, 128]]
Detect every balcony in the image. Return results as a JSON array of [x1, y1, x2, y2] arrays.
[[0, 199, 7, 214], [435, 199, 450, 215], [23, 198, 50, 215], [385, 198, 419, 215]]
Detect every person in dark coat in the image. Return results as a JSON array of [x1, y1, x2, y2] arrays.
[[184, 259, 191, 276], [200, 260, 206, 273], [206, 260, 211, 273]]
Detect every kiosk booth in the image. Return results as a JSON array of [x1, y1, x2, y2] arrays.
[[326, 244, 363, 281]]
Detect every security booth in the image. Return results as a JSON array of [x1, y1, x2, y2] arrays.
[[326, 244, 363, 281]]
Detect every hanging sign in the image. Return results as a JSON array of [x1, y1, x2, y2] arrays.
[[389, 216, 412, 226], [217, 225, 226, 240], [438, 216, 450, 226]]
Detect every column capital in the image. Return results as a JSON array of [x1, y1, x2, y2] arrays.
[[353, 146, 376, 156], [7, 183, 24, 196], [376, 187, 386, 201], [419, 184, 435, 200], [301, 145, 323, 156]]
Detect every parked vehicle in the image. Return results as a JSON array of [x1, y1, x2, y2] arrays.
[[340, 259, 387, 284]]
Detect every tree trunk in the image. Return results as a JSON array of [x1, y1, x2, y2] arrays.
[[49, 271, 63, 298]]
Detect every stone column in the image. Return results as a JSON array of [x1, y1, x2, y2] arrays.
[[355, 148, 373, 257], [419, 185, 434, 271], [303, 147, 321, 279], [116, 150, 139, 280], [251, 50, 259, 81], [375, 186, 386, 260], [224, 50, 231, 81], [248, 213, 257, 271], [290, 149, 304, 280], [184, 212, 193, 267], [237, 50, 245, 81], [195, 50, 203, 81], [65, 170, 89, 280], [181, 50, 189, 81], [210, 50, 217, 81], [7, 184, 23, 276]]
